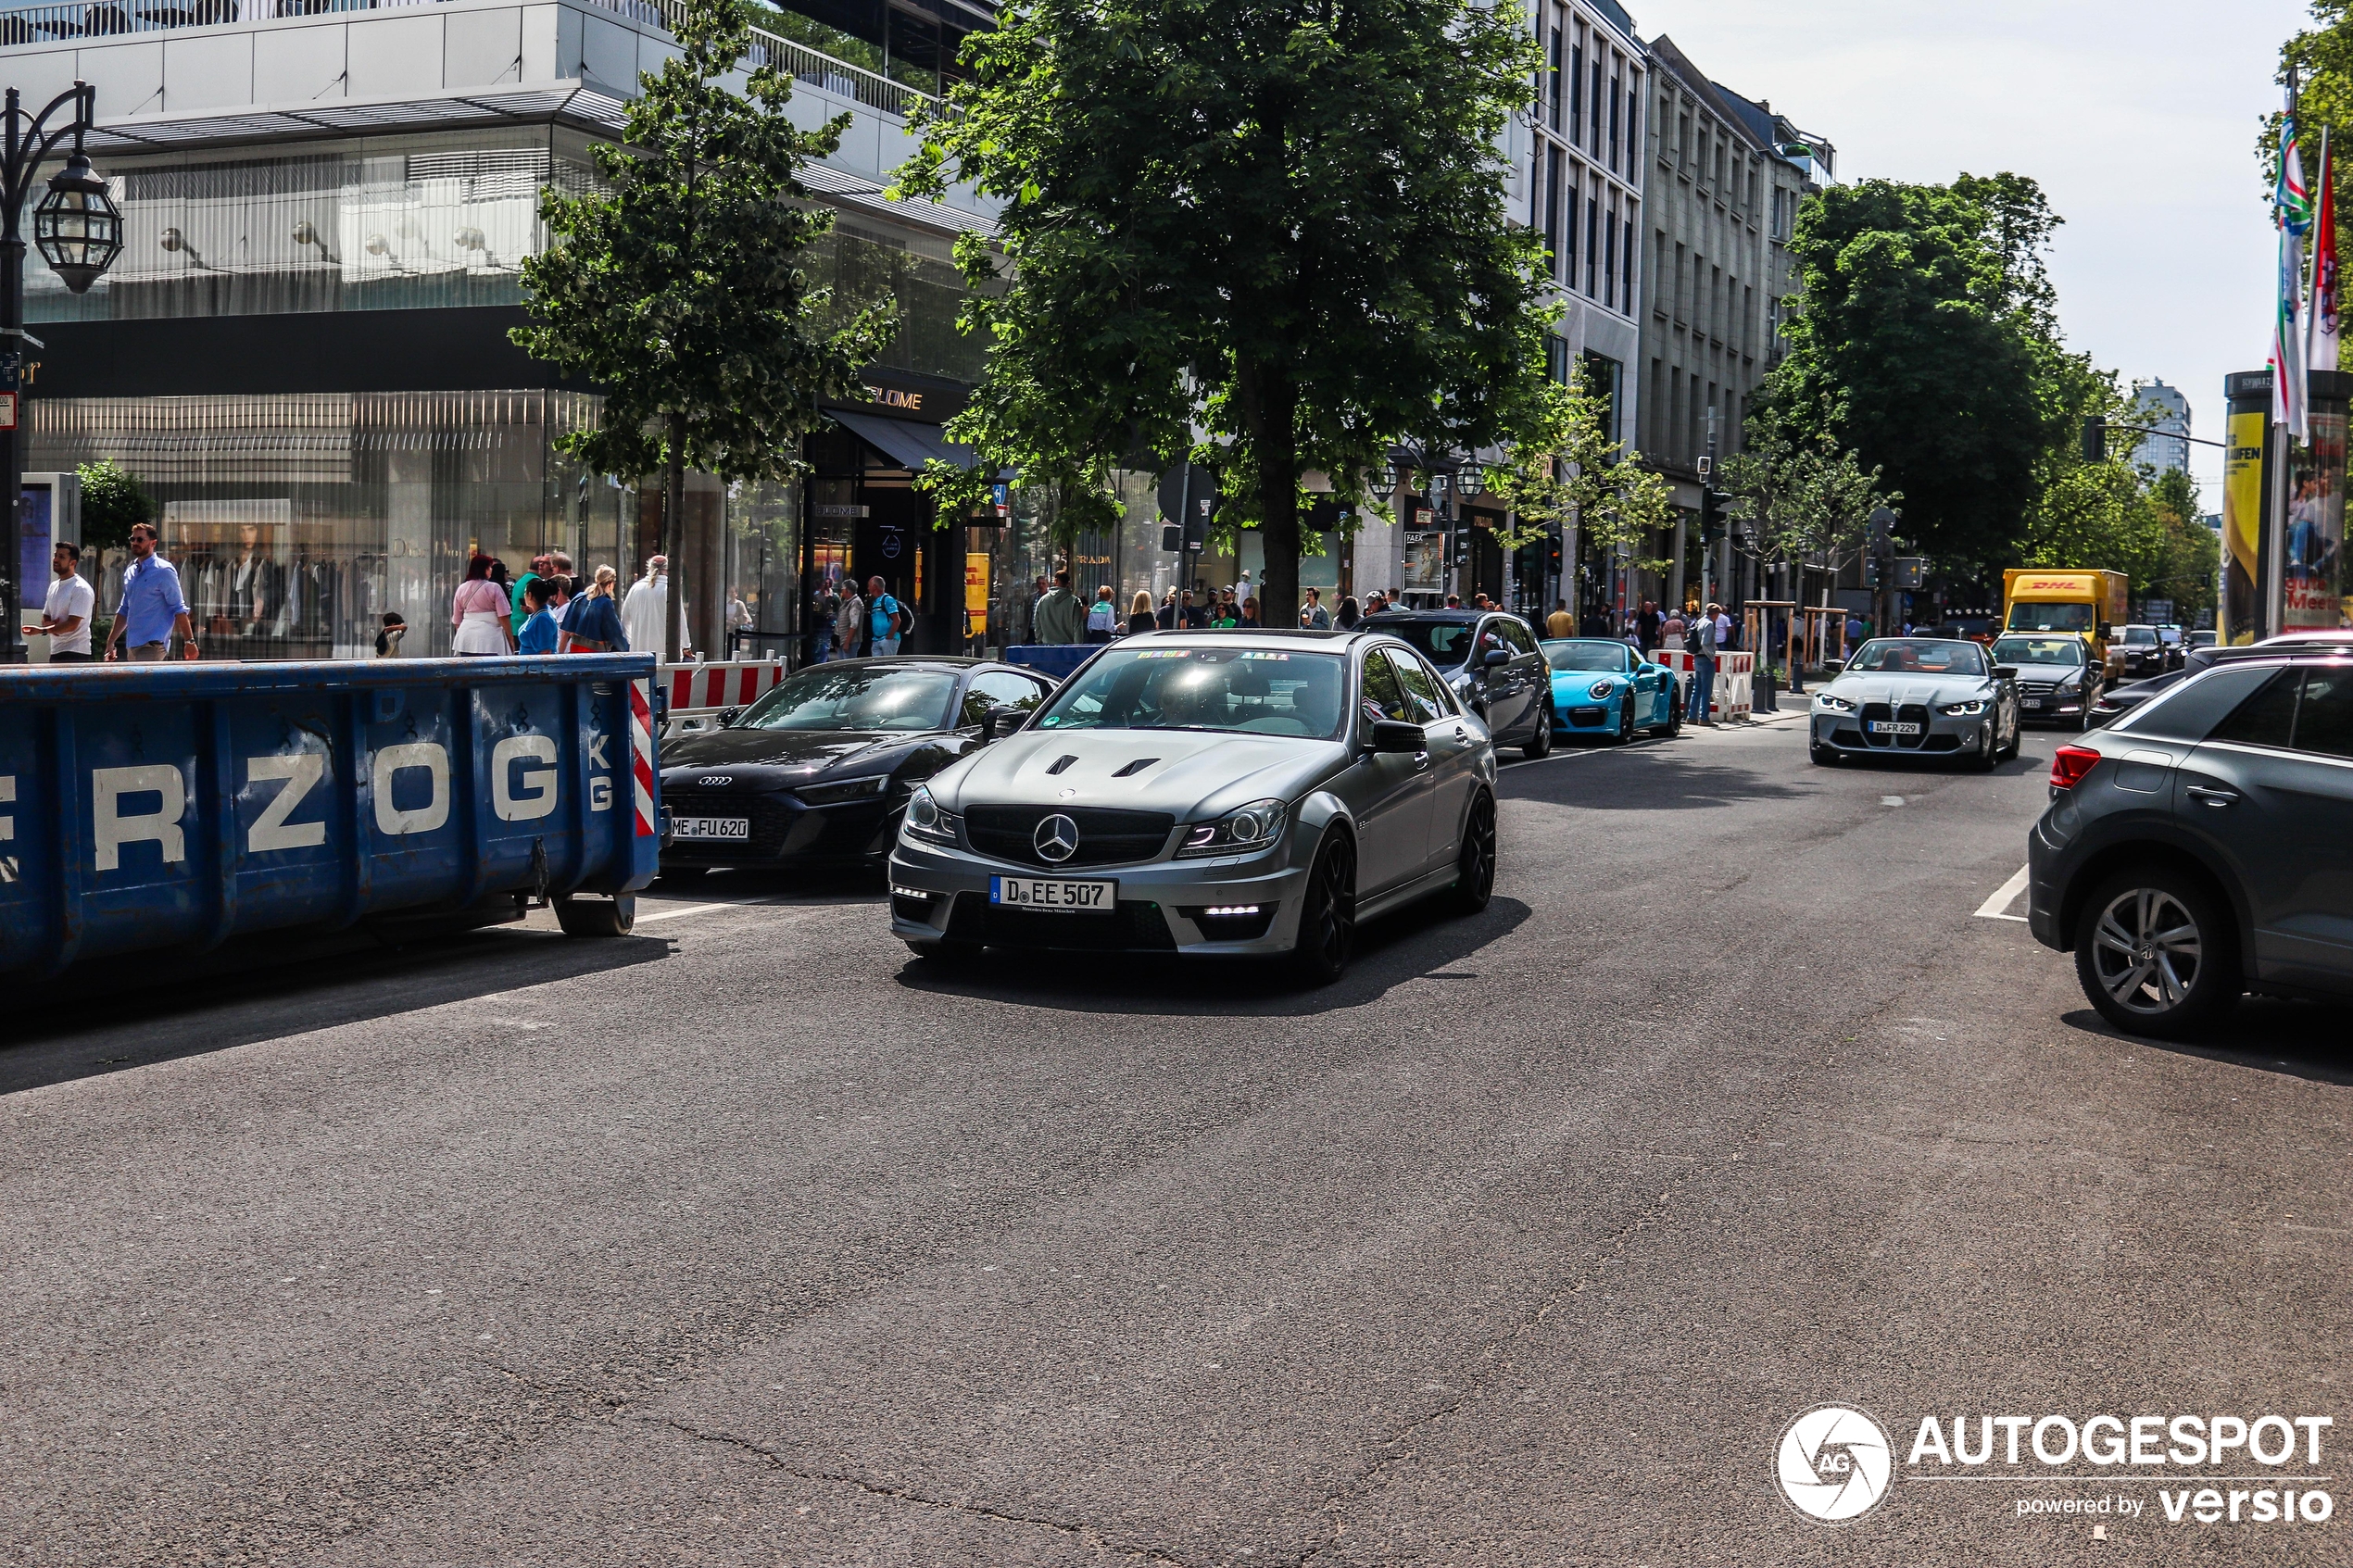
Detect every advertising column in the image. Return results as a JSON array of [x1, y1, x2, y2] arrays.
[[2286, 370, 2353, 631], [2221, 370, 2271, 644]]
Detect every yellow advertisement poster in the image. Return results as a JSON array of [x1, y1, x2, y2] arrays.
[[2222, 408, 2266, 645], [964, 553, 990, 639]]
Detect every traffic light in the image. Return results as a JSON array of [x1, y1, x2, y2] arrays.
[[2081, 415, 2107, 463], [1452, 526, 1472, 571], [1699, 487, 1731, 545], [1545, 533, 1564, 579]]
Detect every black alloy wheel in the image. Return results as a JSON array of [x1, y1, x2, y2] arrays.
[[1448, 792, 1497, 915], [1521, 700, 1554, 759], [1810, 736, 1839, 766], [1969, 721, 1998, 772], [1614, 696, 1636, 746], [1294, 832, 1358, 985], [2074, 869, 2238, 1038], [1998, 706, 2020, 760], [1656, 687, 1681, 737]]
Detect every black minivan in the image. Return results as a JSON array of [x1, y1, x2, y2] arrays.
[[2028, 652, 2353, 1035]]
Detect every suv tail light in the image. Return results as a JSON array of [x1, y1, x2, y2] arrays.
[[2049, 744, 2101, 791]]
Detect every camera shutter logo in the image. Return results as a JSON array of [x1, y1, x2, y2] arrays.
[[1034, 814, 1079, 863], [1776, 1405, 1894, 1524]]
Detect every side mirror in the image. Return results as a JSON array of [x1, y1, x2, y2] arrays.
[[1823, 659, 1845, 674], [980, 705, 1026, 742], [1482, 647, 1511, 668], [1992, 666, 2020, 683], [2098, 622, 2114, 640], [718, 706, 740, 727], [1371, 720, 1426, 755]]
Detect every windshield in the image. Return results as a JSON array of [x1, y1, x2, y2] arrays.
[[1843, 639, 1987, 677], [2122, 626, 2158, 646], [1376, 620, 1478, 668], [1992, 635, 2085, 667], [2007, 601, 2095, 633], [735, 666, 959, 732], [1031, 646, 1349, 738], [1541, 640, 1634, 672]]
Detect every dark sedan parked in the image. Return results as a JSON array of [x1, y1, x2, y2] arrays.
[[657, 659, 1055, 879], [1361, 609, 1556, 759], [2029, 651, 2353, 1035]]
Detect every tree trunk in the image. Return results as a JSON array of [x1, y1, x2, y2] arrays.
[[664, 412, 686, 663], [1240, 363, 1301, 633]]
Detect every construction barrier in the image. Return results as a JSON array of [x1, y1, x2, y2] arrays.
[[1655, 649, 1755, 722], [0, 655, 660, 975], [660, 659, 791, 718]]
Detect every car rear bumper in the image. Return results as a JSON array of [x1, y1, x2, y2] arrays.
[[887, 834, 1316, 956]]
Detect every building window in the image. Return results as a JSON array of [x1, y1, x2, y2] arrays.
[[1623, 216, 1635, 317], [1625, 81, 1641, 173], [1587, 193, 1600, 295], [1565, 173, 1579, 290], [1546, 145, 1565, 282], [1570, 38, 1584, 143], [1608, 70, 1622, 173], [1550, 28, 1565, 132], [1678, 113, 1692, 174], [1581, 351, 1620, 441], [1547, 333, 1571, 384], [1592, 56, 1605, 157], [1604, 204, 1617, 310]]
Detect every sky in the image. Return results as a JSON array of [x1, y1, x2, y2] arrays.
[[1628, 0, 2312, 510]]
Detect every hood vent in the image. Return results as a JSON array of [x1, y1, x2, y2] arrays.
[[1111, 757, 1161, 778], [1045, 754, 1079, 775]]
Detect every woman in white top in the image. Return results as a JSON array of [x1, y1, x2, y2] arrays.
[[621, 555, 689, 659], [449, 554, 517, 655]]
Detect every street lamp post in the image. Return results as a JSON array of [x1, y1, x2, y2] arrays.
[[0, 82, 122, 664]]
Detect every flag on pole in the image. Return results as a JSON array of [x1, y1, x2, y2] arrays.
[[2311, 130, 2339, 374], [2274, 102, 2312, 436]]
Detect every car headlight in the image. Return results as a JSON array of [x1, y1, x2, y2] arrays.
[[1588, 680, 1617, 699], [796, 774, 892, 806], [900, 784, 961, 844], [1814, 693, 1856, 712], [1939, 698, 1987, 716], [1176, 797, 1288, 859]]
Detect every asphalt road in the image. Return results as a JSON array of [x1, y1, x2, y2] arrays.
[[6, 713, 2347, 1567]]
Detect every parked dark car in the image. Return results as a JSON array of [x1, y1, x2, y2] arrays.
[[657, 658, 1056, 879], [1361, 609, 1556, 759], [2028, 651, 2353, 1035]]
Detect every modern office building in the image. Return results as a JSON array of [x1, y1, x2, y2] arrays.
[[2, 0, 1001, 659], [2132, 378, 2192, 476], [1637, 33, 1831, 614]]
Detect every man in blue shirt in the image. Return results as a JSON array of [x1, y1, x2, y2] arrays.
[[101, 523, 198, 661]]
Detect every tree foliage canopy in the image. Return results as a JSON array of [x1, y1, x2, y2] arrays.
[[1486, 366, 1673, 577], [893, 0, 1561, 622], [513, 0, 893, 486], [1771, 176, 2056, 577], [76, 459, 155, 554], [1718, 391, 1898, 598]]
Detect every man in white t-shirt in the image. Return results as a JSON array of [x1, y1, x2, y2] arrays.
[[39, 541, 95, 661]]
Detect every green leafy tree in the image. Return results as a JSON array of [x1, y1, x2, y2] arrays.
[[1718, 395, 1898, 607], [76, 458, 155, 554], [2276, 9, 2348, 279], [892, 0, 1559, 628], [514, 0, 894, 658], [1487, 364, 1674, 582], [1772, 177, 2053, 578]]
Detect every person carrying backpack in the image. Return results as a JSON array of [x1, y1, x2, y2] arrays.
[[866, 575, 908, 656], [1687, 601, 1720, 725]]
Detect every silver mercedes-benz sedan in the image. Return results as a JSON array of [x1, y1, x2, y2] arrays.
[[886, 629, 1500, 983], [1808, 636, 2021, 770]]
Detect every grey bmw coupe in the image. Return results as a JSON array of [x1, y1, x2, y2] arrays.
[[887, 629, 1500, 984], [1809, 637, 2021, 770]]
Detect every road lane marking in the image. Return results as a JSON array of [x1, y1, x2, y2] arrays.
[[636, 895, 810, 923], [1973, 864, 2032, 922]]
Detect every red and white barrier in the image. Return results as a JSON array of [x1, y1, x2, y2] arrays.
[[658, 659, 789, 715], [1655, 649, 1755, 722]]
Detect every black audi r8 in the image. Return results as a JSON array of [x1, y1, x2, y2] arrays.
[[656, 658, 1056, 880]]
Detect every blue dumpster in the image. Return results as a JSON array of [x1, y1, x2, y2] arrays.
[[0, 656, 661, 976], [1002, 645, 1097, 683]]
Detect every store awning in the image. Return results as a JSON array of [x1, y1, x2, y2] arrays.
[[829, 408, 980, 474]]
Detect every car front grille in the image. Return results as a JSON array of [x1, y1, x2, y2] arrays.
[[945, 892, 1177, 951], [661, 787, 795, 857], [963, 805, 1176, 868], [1858, 702, 1931, 749], [1566, 705, 1608, 725]]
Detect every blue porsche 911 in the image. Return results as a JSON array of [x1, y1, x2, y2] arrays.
[[1542, 638, 1681, 743]]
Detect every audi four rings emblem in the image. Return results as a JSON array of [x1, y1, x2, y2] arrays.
[[1034, 814, 1080, 863], [697, 776, 733, 787]]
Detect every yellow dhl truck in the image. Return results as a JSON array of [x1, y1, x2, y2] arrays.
[[2002, 569, 2132, 676]]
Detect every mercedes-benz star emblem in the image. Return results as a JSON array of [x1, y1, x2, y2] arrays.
[[1034, 813, 1080, 864]]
